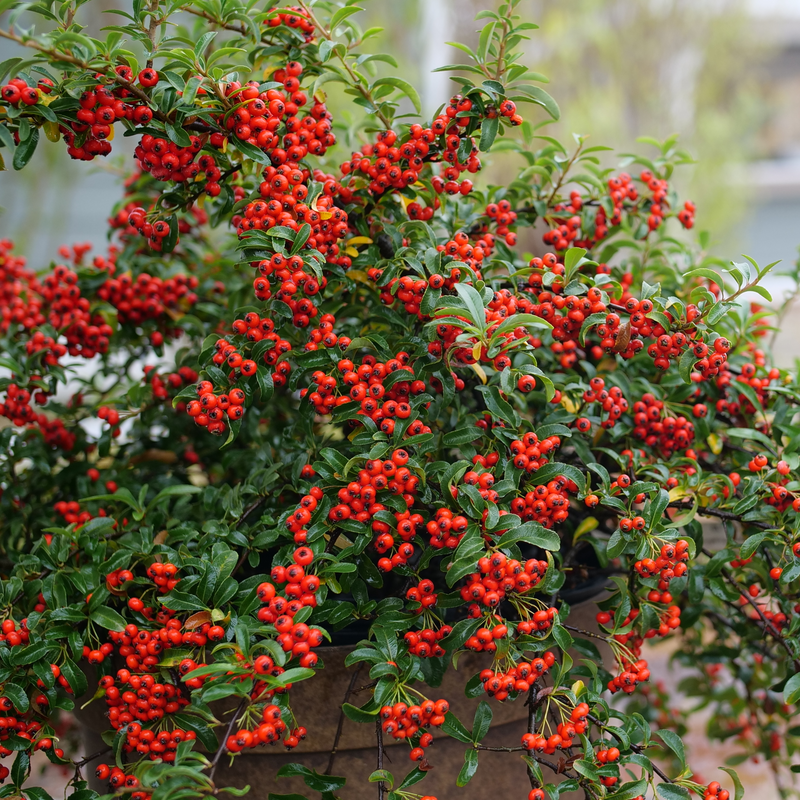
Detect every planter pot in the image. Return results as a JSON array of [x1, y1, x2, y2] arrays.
[[76, 600, 610, 799]]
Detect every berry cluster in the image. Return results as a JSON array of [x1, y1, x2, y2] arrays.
[[403, 625, 452, 658], [480, 652, 555, 702], [631, 393, 695, 456], [99, 671, 191, 757], [226, 703, 304, 752], [380, 697, 450, 746], [460, 552, 549, 611], [95, 764, 151, 800]]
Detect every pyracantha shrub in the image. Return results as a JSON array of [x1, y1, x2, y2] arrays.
[[0, 1, 798, 800]]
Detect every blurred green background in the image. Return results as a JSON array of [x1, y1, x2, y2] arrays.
[[3, 0, 800, 276]]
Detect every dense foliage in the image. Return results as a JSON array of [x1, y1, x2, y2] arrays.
[[0, 1, 798, 799]]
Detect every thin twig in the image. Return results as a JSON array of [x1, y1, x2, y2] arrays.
[[704, 547, 800, 670], [208, 697, 248, 789], [376, 716, 386, 800], [295, 0, 393, 128], [588, 714, 673, 783], [326, 664, 362, 775]]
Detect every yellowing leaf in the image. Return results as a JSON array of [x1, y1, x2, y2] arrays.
[[470, 361, 487, 384], [668, 487, 687, 502], [263, 66, 277, 79], [106, 124, 114, 141], [560, 395, 580, 414], [573, 516, 598, 541], [707, 433, 723, 454], [345, 247, 358, 257], [319, 211, 333, 220], [44, 121, 60, 142], [314, 88, 327, 105], [396, 193, 415, 210], [346, 270, 370, 284], [571, 680, 585, 696], [347, 236, 373, 246]]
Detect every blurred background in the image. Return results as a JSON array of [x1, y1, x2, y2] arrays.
[[2, 0, 800, 795]]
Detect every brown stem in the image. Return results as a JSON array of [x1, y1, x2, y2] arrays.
[[669, 501, 772, 530], [587, 714, 673, 783], [145, 0, 160, 69], [562, 623, 607, 642], [375, 716, 386, 800], [294, 0, 393, 129], [704, 547, 800, 670], [73, 746, 111, 768], [326, 663, 362, 775], [208, 697, 248, 788], [0, 27, 170, 122]]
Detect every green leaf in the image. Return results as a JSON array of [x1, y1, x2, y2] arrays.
[[12, 126, 38, 170], [457, 748, 479, 786], [657, 729, 685, 767], [514, 85, 560, 119], [443, 427, 481, 446], [341, 702, 377, 723], [441, 711, 472, 743], [605, 779, 648, 800], [2, 684, 29, 714], [150, 484, 202, 506], [90, 607, 127, 631], [496, 521, 560, 551], [471, 701, 492, 743], [479, 116, 499, 151], [330, 5, 362, 29], [371, 77, 421, 114], [368, 770, 393, 789], [719, 767, 744, 800], [656, 785, 690, 800], [784, 672, 800, 705]]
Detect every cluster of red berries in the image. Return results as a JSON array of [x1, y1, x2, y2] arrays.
[[0, 240, 44, 333], [224, 63, 334, 153], [460, 552, 549, 611], [225, 314, 293, 380], [480, 652, 556, 702], [403, 626, 452, 658], [98, 670, 190, 755], [226, 704, 305, 752], [512, 480, 574, 534], [135, 133, 214, 185], [303, 314, 351, 352], [53, 499, 100, 527], [185, 381, 247, 435], [98, 270, 198, 330], [522, 700, 588, 752], [247, 178, 346, 257], [703, 782, 731, 800], [342, 127, 433, 196], [95, 764, 150, 800], [0, 618, 31, 647], [0, 383, 74, 450], [607, 657, 650, 695], [106, 617, 201, 673], [97, 405, 122, 437], [303, 353, 428, 437], [508, 432, 564, 475], [380, 274, 440, 318], [1, 77, 47, 106], [631, 393, 695, 456], [63, 68, 157, 161], [406, 578, 438, 610], [381, 697, 450, 745]]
